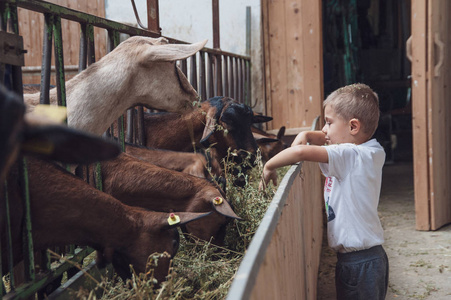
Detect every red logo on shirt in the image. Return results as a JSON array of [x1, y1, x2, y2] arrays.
[[324, 177, 333, 193]]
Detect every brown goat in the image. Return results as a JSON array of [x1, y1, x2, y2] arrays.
[[2, 158, 210, 283], [123, 143, 222, 179], [0, 86, 211, 284], [86, 152, 239, 245], [252, 126, 288, 163]]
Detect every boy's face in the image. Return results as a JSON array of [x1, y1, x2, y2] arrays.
[[322, 104, 353, 145]]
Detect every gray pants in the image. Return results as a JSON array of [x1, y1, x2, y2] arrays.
[[335, 245, 389, 300]]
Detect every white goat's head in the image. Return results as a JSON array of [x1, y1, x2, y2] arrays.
[[89, 36, 206, 113]]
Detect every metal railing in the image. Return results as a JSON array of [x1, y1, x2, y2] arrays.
[[0, 0, 251, 298]]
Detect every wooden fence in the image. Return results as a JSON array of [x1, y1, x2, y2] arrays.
[[227, 118, 323, 299]]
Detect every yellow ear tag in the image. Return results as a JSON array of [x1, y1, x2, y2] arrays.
[[167, 213, 180, 225], [213, 197, 223, 205], [33, 105, 67, 124]]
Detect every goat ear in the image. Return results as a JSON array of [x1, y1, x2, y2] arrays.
[[200, 107, 217, 147], [211, 197, 242, 220], [277, 126, 286, 139], [143, 40, 207, 62], [252, 114, 273, 124], [20, 125, 121, 164], [163, 211, 213, 229]]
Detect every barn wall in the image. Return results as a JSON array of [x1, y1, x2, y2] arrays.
[[262, 0, 323, 133], [105, 0, 266, 114], [19, 0, 107, 85]]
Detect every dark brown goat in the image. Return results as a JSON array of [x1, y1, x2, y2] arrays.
[[252, 126, 288, 163], [87, 152, 239, 245], [2, 158, 210, 283], [136, 96, 260, 162]]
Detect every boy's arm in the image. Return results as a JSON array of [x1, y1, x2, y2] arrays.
[[260, 145, 328, 187], [291, 130, 326, 147]]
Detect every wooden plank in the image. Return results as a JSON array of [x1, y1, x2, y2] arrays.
[[262, 0, 323, 131], [410, 0, 430, 230], [285, 0, 305, 129], [428, 0, 451, 230], [261, 0, 273, 130], [300, 0, 323, 127], [267, 0, 288, 130]]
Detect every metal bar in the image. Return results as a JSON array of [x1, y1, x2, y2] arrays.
[[233, 57, 238, 100], [4, 247, 94, 299], [223, 56, 228, 97], [238, 59, 244, 103], [53, 15, 66, 107], [86, 24, 95, 65], [207, 53, 214, 98], [246, 6, 251, 56], [215, 54, 222, 96], [212, 0, 220, 49], [10, 0, 158, 37], [245, 60, 251, 106], [199, 51, 207, 101], [228, 56, 233, 98], [240, 58, 245, 103], [180, 59, 188, 76], [146, 0, 160, 34], [4, 181, 16, 290], [78, 23, 87, 72], [20, 157, 35, 283], [189, 54, 198, 93], [40, 13, 53, 105], [126, 109, 134, 143]]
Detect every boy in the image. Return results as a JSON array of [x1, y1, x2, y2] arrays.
[[261, 83, 389, 300]]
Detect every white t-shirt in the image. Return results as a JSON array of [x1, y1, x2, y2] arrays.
[[319, 139, 385, 253]]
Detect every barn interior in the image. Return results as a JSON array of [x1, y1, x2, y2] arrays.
[[322, 0, 412, 165]]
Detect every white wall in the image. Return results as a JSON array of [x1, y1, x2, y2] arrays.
[[105, 0, 265, 113]]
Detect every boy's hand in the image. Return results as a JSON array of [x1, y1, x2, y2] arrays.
[[291, 130, 326, 147], [259, 166, 278, 190], [291, 131, 308, 147]]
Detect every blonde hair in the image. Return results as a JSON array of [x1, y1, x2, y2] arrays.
[[324, 83, 380, 138]]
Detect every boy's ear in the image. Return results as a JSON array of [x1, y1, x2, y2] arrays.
[[349, 118, 360, 135]]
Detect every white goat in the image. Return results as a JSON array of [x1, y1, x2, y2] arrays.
[[25, 36, 206, 135]]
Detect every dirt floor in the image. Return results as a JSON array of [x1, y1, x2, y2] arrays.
[[316, 161, 451, 299]]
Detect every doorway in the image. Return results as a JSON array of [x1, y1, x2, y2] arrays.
[[322, 0, 412, 165]]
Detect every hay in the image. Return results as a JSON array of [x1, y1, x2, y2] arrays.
[[76, 150, 288, 299]]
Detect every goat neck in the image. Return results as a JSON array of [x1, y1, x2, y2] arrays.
[[24, 37, 207, 136]]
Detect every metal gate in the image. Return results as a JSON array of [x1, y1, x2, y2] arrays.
[[0, 0, 251, 298]]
